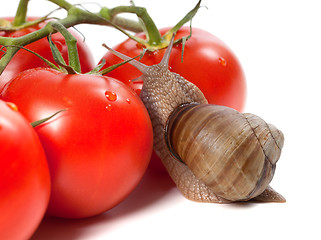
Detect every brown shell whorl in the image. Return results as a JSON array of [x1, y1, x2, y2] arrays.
[[165, 103, 284, 201]]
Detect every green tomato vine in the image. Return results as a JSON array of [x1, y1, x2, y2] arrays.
[[0, 0, 202, 75]]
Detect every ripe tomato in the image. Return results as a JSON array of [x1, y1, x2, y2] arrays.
[[0, 17, 95, 91], [1, 68, 153, 219], [101, 27, 246, 172], [100, 26, 246, 111], [0, 100, 51, 240]]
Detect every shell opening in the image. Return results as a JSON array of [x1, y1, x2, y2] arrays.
[[164, 102, 200, 164]]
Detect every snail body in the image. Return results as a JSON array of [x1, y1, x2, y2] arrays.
[[104, 36, 285, 203]]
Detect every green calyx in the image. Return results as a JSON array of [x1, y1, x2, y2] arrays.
[[47, 22, 81, 74]]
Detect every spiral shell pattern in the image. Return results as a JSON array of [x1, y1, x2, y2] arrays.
[[165, 103, 284, 201]]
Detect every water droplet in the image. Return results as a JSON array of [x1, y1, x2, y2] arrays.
[[219, 57, 227, 67], [126, 98, 131, 104], [5, 102, 18, 112], [105, 104, 112, 111], [105, 91, 117, 101]]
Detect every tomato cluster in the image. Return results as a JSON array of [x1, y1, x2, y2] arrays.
[[0, 7, 246, 240], [0, 18, 153, 239]]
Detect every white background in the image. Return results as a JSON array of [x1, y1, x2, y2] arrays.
[[2, 0, 321, 239]]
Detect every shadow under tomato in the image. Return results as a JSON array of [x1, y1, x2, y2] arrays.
[[30, 164, 175, 240]]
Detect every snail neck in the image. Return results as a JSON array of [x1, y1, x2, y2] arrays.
[[142, 64, 172, 86], [141, 64, 207, 125]]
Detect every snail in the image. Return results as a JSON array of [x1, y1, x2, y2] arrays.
[[103, 35, 285, 203]]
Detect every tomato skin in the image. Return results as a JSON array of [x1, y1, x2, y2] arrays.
[[0, 100, 51, 240], [0, 17, 95, 91], [101, 27, 246, 112], [1, 68, 153, 218]]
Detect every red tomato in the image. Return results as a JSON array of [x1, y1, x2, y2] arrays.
[[100, 27, 246, 111], [101, 27, 246, 172], [0, 100, 51, 240], [1, 68, 153, 218], [0, 17, 95, 91]]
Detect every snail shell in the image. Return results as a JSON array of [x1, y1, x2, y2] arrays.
[[103, 35, 285, 203], [165, 103, 284, 201]]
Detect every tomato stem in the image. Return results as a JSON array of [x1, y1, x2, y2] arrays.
[[13, 0, 30, 26], [109, 6, 162, 46], [50, 22, 81, 73], [163, 0, 202, 40], [47, 0, 74, 11], [109, 0, 203, 51]]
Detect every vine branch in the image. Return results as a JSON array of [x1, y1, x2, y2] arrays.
[[0, 3, 144, 75], [0, 0, 202, 75]]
